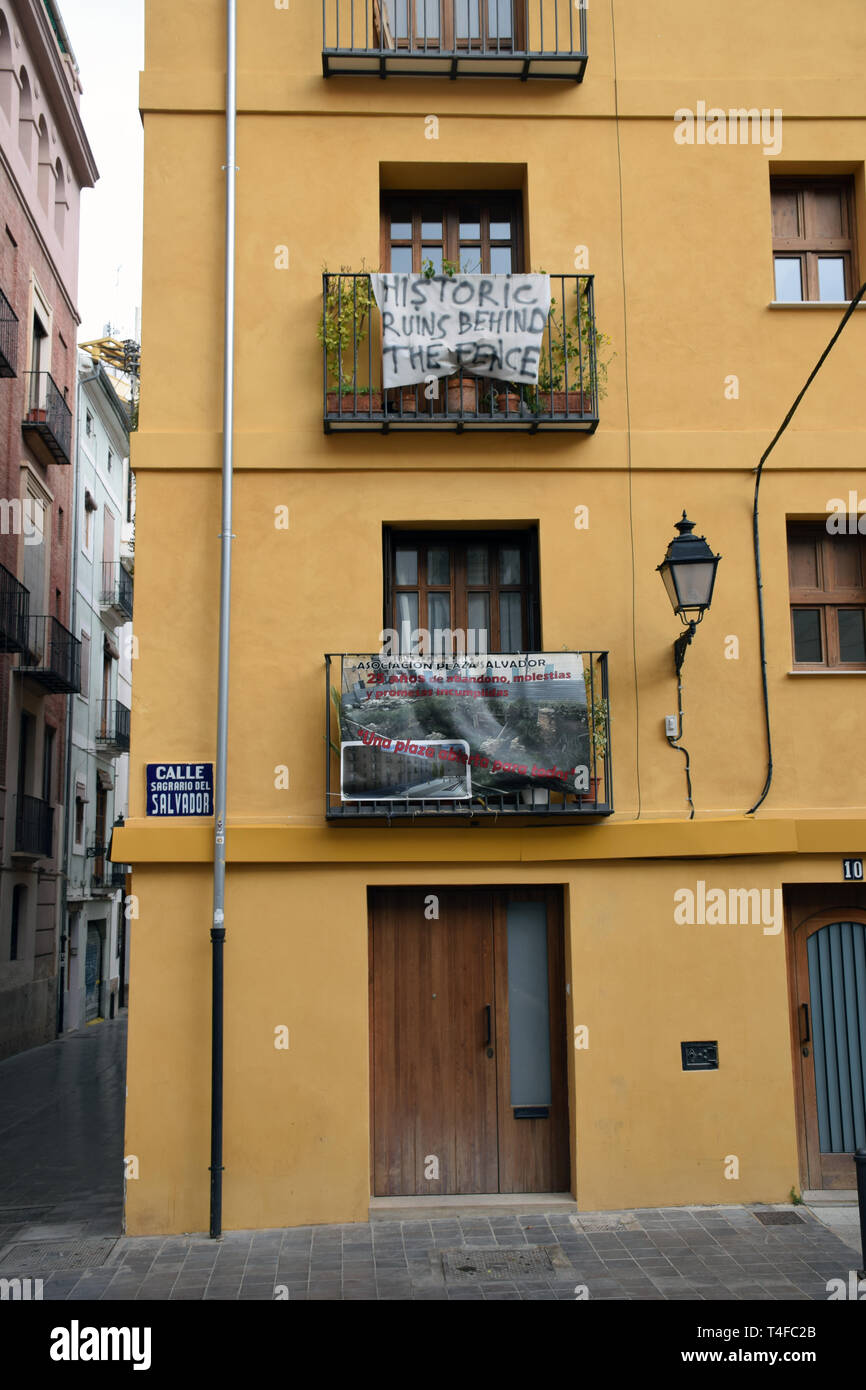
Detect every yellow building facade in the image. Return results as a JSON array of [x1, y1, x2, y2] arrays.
[[118, 0, 866, 1234]]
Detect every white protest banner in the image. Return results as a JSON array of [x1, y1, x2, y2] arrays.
[[370, 272, 551, 389]]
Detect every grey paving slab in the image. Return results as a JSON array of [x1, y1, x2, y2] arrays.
[[2, 1017, 862, 1301]]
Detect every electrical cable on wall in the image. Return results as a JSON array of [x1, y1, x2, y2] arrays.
[[747, 281, 866, 816]]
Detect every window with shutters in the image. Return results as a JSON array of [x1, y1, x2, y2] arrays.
[[771, 179, 858, 303], [787, 523, 866, 670], [384, 527, 539, 654]]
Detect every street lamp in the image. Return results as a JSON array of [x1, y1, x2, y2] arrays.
[[657, 512, 721, 673]]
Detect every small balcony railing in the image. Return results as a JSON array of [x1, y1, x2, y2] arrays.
[[96, 699, 131, 752], [16, 614, 81, 693], [0, 286, 19, 377], [22, 371, 72, 465], [0, 561, 29, 653], [99, 562, 133, 622], [323, 1, 587, 80], [14, 793, 53, 858], [323, 272, 600, 433], [326, 650, 611, 821], [92, 855, 127, 892]]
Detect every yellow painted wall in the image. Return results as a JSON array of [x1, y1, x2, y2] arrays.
[[126, 853, 859, 1232], [121, 0, 866, 1231]]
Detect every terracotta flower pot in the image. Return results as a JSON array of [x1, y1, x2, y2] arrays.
[[384, 385, 423, 415], [496, 390, 523, 415], [326, 390, 382, 413], [28, 408, 47, 422], [447, 377, 478, 414], [549, 389, 593, 415]]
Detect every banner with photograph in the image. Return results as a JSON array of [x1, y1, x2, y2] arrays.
[[338, 652, 591, 802]]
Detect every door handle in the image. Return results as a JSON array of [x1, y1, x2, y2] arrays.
[[800, 1002, 810, 1056], [484, 1004, 493, 1057]]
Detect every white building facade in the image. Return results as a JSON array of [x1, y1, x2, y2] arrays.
[[60, 348, 132, 1032]]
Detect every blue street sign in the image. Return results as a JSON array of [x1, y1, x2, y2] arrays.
[[146, 763, 214, 817]]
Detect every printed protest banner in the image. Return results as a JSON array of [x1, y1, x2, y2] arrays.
[[369, 273, 551, 389], [338, 653, 591, 802]]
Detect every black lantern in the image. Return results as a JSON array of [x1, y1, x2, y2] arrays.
[[657, 512, 721, 672]]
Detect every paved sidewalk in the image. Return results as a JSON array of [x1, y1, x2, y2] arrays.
[[0, 1203, 861, 1301], [1, 1018, 862, 1300]]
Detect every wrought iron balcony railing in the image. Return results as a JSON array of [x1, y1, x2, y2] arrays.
[[22, 370, 72, 465], [323, 0, 587, 80], [14, 793, 53, 858], [16, 615, 81, 693], [99, 562, 133, 621], [326, 650, 611, 821], [0, 561, 30, 653], [0, 286, 19, 377], [96, 699, 131, 752], [92, 856, 128, 891], [323, 272, 600, 433]]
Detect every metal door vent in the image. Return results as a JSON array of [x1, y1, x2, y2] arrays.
[[0, 1238, 118, 1272], [440, 1245, 569, 1282]]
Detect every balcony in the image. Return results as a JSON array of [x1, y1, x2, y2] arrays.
[[22, 371, 72, 466], [323, 272, 600, 433], [0, 562, 30, 653], [323, 1, 587, 80], [0, 286, 18, 376], [95, 699, 131, 753], [99, 561, 134, 623], [14, 794, 53, 858], [16, 615, 81, 693], [92, 855, 128, 892], [325, 650, 611, 822]]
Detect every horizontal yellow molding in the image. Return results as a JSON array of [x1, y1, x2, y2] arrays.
[[111, 815, 866, 865], [129, 429, 866, 473], [139, 71, 866, 121]]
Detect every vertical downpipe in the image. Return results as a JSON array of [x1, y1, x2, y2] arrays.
[[210, 0, 237, 1241]]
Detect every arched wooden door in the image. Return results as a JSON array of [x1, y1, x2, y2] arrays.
[[791, 907, 866, 1189]]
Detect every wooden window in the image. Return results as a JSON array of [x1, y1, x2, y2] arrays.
[[382, 192, 523, 275], [384, 527, 539, 653], [378, 2, 525, 52], [787, 523, 866, 670], [771, 179, 858, 303]]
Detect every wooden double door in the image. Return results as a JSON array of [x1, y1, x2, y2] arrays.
[[370, 886, 569, 1195], [789, 892, 866, 1189]]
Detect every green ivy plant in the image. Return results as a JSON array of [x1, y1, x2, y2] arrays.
[[318, 263, 376, 392], [536, 276, 614, 399]]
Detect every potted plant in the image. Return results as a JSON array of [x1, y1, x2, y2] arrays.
[[526, 275, 614, 417], [576, 693, 608, 802], [422, 257, 478, 416], [318, 264, 381, 414]]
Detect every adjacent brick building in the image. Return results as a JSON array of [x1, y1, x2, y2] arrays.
[[0, 0, 97, 1058]]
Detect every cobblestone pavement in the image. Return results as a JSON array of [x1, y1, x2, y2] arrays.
[[0, 1015, 862, 1301]]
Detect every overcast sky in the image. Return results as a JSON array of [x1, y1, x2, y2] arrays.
[[60, 0, 144, 343]]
